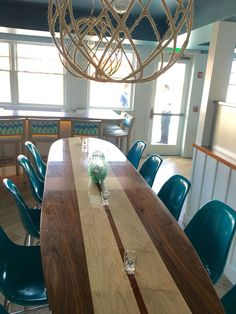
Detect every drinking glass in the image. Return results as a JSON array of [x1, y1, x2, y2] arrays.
[[124, 250, 136, 274], [101, 190, 110, 206]]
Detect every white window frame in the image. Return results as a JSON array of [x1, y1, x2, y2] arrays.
[[88, 49, 135, 111], [0, 40, 65, 110]]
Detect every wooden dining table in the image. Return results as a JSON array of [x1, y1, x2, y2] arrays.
[[41, 137, 225, 314]]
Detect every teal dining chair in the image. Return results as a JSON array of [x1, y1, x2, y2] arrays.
[[184, 200, 236, 284], [3, 178, 40, 245], [139, 154, 163, 188], [0, 227, 47, 312], [25, 141, 46, 181], [157, 174, 191, 221], [221, 285, 236, 314], [126, 140, 146, 169], [0, 305, 8, 314], [17, 155, 44, 204]]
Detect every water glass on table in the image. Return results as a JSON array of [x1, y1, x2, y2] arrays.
[[124, 250, 136, 274], [101, 190, 110, 206]]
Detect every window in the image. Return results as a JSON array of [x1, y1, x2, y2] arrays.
[[226, 60, 236, 104], [89, 51, 134, 109], [0, 42, 11, 102], [0, 41, 64, 107]]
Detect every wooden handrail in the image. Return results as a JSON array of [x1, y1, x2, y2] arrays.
[[193, 144, 236, 171]]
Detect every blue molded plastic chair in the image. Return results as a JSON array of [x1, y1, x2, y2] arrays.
[[0, 227, 47, 312], [17, 155, 44, 204], [3, 178, 40, 245], [157, 174, 191, 221], [184, 200, 236, 284], [0, 305, 8, 314], [25, 141, 46, 181], [127, 140, 146, 169], [139, 154, 163, 188], [221, 285, 236, 314]]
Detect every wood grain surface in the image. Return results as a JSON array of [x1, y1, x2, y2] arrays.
[[41, 138, 225, 314]]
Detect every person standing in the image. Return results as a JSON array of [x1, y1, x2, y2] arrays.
[[159, 84, 171, 144]]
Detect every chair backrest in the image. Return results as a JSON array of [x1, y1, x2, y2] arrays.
[[157, 174, 191, 221], [0, 118, 25, 137], [184, 200, 236, 284], [28, 118, 60, 138], [25, 141, 46, 181], [121, 112, 134, 134], [17, 154, 44, 203], [0, 304, 8, 314], [127, 140, 146, 169], [221, 284, 236, 314], [71, 120, 102, 138], [3, 178, 40, 239], [139, 154, 163, 188]]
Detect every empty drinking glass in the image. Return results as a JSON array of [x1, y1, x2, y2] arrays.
[[101, 190, 110, 206], [124, 250, 136, 274]]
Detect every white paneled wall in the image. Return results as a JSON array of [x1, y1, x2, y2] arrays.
[[184, 146, 236, 283]]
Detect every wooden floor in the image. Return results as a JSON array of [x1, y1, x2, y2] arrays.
[[0, 157, 231, 312]]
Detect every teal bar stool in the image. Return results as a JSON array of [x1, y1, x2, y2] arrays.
[[25, 141, 46, 181], [0, 118, 26, 176], [71, 119, 102, 138], [126, 140, 146, 169], [3, 178, 40, 245], [184, 200, 236, 284], [157, 174, 191, 221], [139, 154, 163, 188], [221, 285, 236, 314], [17, 155, 44, 204], [103, 112, 134, 154], [0, 227, 47, 312]]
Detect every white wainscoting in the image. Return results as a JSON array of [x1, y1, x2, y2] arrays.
[[184, 146, 236, 284]]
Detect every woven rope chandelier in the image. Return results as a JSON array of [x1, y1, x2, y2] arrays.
[[48, 0, 194, 83]]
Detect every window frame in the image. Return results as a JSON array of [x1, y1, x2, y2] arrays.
[[0, 40, 65, 110], [88, 49, 135, 111]]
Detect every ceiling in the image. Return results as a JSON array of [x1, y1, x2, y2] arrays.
[[0, 0, 235, 42]]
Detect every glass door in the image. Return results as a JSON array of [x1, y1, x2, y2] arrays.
[[147, 58, 191, 155]]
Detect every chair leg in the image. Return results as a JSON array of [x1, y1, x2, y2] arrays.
[[15, 143, 20, 176], [23, 233, 29, 246], [4, 298, 10, 311]]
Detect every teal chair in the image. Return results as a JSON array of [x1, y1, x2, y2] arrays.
[[139, 154, 163, 188], [3, 178, 40, 245], [221, 285, 236, 314], [0, 305, 8, 314], [157, 174, 191, 221], [0, 227, 47, 312], [25, 141, 46, 181], [127, 140, 146, 169], [17, 155, 44, 204], [184, 200, 236, 284]]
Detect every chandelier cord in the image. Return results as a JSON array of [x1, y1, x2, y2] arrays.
[[89, 0, 95, 17]]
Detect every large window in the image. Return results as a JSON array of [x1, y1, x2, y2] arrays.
[[0, 42, 11, 103], [89, 51, 134, 109], [226, 60, 236, 104], [0, 41, 64, 107]]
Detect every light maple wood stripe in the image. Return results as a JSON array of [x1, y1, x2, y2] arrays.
[[104, 172, 191, 314], [69, 138, 140, 314], [69, 138, 190, 314]]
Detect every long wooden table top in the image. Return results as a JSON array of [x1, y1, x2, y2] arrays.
[[41, 138, 225, 314], [0, 108, 123, 122]]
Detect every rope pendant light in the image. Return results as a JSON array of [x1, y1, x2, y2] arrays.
[[48, 0, 194, 83]]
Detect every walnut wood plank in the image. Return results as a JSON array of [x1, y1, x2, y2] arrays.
[[41, 138, 225, 314]]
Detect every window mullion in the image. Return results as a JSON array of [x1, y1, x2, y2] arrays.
[[9, 42, 19, 104]]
